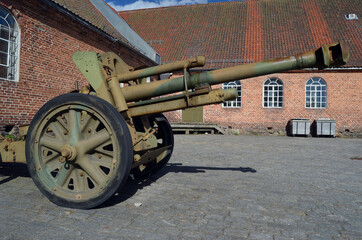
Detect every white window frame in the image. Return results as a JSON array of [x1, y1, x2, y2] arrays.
[[0, 6, 20, 82], [305, 77, 327, 109], [263, 77, 284, 108], [222, 80, 242, 108]]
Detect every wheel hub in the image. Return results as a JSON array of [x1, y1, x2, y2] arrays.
[[60, 144, 77, 163]]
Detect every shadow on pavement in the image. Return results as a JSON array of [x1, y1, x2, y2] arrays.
[[165, 163, 257, 173], [0, 163, 30, 185], [0, 162, 256, 208], [99, 162, 257, 208]]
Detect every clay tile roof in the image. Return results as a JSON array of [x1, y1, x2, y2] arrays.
[[51, 0, 133, 48], [119, 0, 361, 69]]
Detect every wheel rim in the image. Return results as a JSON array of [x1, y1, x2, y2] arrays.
[[33, 105, 118, 201]]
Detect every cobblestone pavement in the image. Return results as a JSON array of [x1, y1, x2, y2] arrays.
[[0, 135, 361, 240]]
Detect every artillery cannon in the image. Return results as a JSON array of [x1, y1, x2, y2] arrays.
[[19, 42, 348, 209]]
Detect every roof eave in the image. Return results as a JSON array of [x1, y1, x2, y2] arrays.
[[42, 0, 158, 66]]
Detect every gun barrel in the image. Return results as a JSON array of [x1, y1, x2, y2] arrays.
[[120, 42, 349, 102], [117, 56, 205, 82]]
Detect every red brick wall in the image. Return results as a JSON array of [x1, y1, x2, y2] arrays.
[[165, 71, 362, 135], [0, 0, 155, 131]]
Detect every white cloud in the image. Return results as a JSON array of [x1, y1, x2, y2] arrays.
[[107, 0, 208, 11]]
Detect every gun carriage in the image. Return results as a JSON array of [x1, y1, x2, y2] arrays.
[[1, 43, 349, 209]]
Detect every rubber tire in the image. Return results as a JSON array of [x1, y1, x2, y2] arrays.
[[26, 93, 133, 209], [131, 113, 174, 179]]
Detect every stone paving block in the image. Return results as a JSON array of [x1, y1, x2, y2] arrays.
[[0, 135, 361, 239]]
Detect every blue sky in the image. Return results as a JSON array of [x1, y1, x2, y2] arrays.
[[106, 0, 241, 11]]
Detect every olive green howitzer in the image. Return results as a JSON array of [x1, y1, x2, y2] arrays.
[[21, 43, 348, 209]]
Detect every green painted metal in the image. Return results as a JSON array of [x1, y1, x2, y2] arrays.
[[119, 42, 349, 102], [117, 56, 205, 82], [182, 107, 203, 123], [72, 52, 114, 105]]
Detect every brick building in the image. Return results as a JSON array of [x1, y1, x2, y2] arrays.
[[0, 0, 158, 131], [120, 0, 362, 136]]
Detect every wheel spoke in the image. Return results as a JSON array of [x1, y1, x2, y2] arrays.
[[49, 122, 66, 142], [94, 140, 114, 158], [40, 135, 64, 153], [92, 119, 100, 132], [69, 109, 81, 146], [78, 156, 106, 185], [55, 163, 74, 187], [55, 116, 68, 132], [43, 151, 60, 164], [92, 155, 113, 169], [81, 129, 111, 153], [80, 112, 92, 133], [73, 169, 86, 192], [46, 157, 62, 172]]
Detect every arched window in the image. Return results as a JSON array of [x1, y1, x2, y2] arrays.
[[222, 80, 242, 108], [305, 77, 327, 108], [263, 77, 283, 108], [0, 6, 19, 81]]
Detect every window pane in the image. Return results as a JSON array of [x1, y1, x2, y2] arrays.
[[223, 81, 241, 108], [6, 14, 16, 29], [0, 18, 7, 27], [0, 51, 7, 65], [0, 65, 7, 78], [0, 39, 8, 52], [0, 27, 9, 40]]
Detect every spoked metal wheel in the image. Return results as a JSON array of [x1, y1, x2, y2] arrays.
[[26, 93, 133, 209], [131, 114, 174, 179]]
